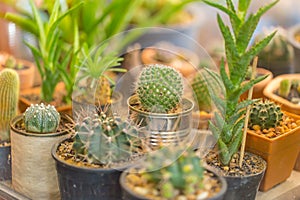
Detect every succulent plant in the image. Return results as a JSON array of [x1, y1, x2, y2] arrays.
[[4, 56, 17, 69], [72, 112, 143, 166], [249, 99, 283, 130], [24, 103, 61, 133], [191, 70, 220, 112], [136, 64, 183, 113], [203, 0, 278, 165], [278, 79, 292, 98], [0, 69, 20, 141], [140, 147, 204, 198]]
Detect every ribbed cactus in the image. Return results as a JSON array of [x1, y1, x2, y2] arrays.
[[191, 70, 219, 112], [24, 103, 60, 133], [249, 99, 283, 130], [278, 79, 291, 98], [0, 69, 19, 141], [136, 64, 183, 113], [72, 112, 143, 166], [141, 148, 203, 198]]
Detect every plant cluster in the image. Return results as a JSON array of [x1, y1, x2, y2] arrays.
[[0, 69, 19, 142], [203, 0, 278, 165], [24, 103, 61, 133], [72, 112, 144, 166], [127, 148, 204, 199], [135, 64, 184, 113], [278, 78, 300, 104]]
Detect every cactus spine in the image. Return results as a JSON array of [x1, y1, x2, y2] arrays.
[[249, 99, 283, 130], [0, 69, 20, 141], [141, 148, 204, 198], [72, 112, 143, 166], [24, 103, 60, 133], [136, 64, 183, 113]]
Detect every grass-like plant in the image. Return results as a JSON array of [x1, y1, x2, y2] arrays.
[[203, 0, 278, 166]]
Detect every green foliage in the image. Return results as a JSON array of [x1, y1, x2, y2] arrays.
[[5, 0, 82, 103], [249, 99, 283, 130], [0, 69, 19, 141], [204, 0, 278, 165], [72, 112, 143, 166], [141, 147, 204, 198], [136, 64, 183, 113], [24, 103, 61, 133]]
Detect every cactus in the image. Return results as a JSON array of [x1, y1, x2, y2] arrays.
[[191, 70, 220, 112], [72, 112, 143, 166], [4, 56, 17, 69], [0, 69, 19, 141], [249, 99, 283, 130], [136, 64, 183, 113], [278, 79, 291, 98], [256, 27, 294, 65], [140, 148, 203, 198], [24, 103, 61, 133], [95, 76, 112, 105]]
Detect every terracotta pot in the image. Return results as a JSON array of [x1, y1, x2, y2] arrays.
[[263, 73, 300, 115], [240, 68, 273, 100], [10, 114, 72, 199], [246, 112, 300, 191], [0, 53, 35, 90], [294, 151, 300, 171], [140, 45, 199, 77], [19, 82, 72, 114]]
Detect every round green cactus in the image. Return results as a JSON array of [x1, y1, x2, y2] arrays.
[[136, 64, 183, 113], [73, 112, 143, 165], [249, 99, 283, 130], [24, 103, 60, 133]]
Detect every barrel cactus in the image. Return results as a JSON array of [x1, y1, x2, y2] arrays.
[[72, 112, 143, 166], [140, 148, 204, 198], [0, 68, 19, 141], [249, 99, 283, 130], [24, 103, 61, 133], [191, 70, 220, 112], [278, 79, 291, 98], [136, 64, 183, 113]]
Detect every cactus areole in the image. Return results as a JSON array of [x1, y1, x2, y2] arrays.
[[136, 64, 184, 113], [24, 103, 61, 133]]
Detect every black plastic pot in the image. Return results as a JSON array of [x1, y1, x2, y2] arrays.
[[222, 154, 267, 200], [52, 138, 127, 200], [0, 145, 11, 181], [120, 166, 227, 200]]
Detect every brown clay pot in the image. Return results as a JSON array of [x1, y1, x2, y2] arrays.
[[140, 46, 199, 78], [294, 151, 300, 171], [0, 53, 35, 90], [246, 112, 300, 191], [240, 67, 273, 100], [263, 73, 300, 115], [19, 82, 72, 114]]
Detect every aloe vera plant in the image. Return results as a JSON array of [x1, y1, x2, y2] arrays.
[[203, 0, 278, 165]]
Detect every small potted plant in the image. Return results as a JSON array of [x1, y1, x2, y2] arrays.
[[120, 146, 227, 200], [0, 53, 35, 90], [127, 64, 194, 149], [10, 103, 73, 199], [254, 27, 294, 76], [140, 42, 199, 77], [263, 74, 300, 114], [246, 99, 300, 191], [51, 111, 146, 200], [0, 68, 19, 181], [202, 0, 278, 199]]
